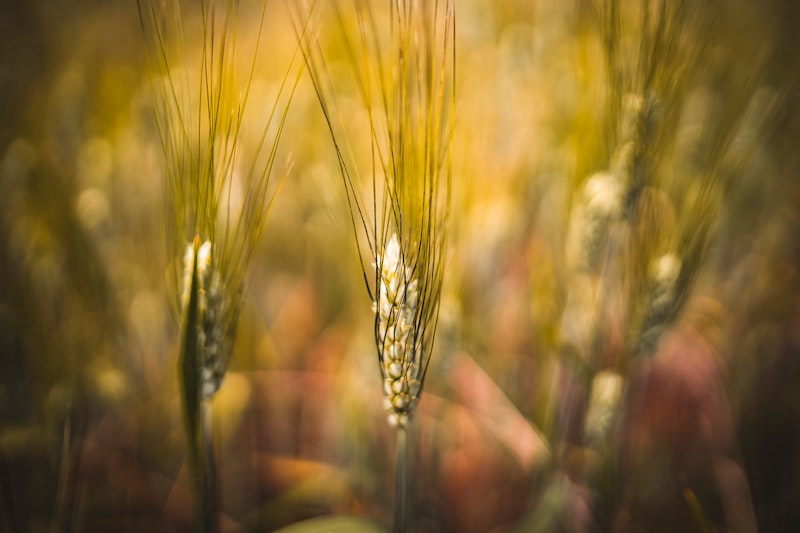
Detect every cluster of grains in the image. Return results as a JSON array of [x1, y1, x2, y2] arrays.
[[182, 240, 231, 399], [375, 235, 422, 428], [561, 171, 624, 357], [636, 252, 682, 356], [575, 171, 624, 272], [584, 370, 625, 446]]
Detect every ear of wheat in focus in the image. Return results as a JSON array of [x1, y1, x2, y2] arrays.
[[295, 0, 455, 429], [292, 2, 454, 529], [375, 234, 421, 428]]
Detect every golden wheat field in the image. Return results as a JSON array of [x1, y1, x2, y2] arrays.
[[2, 0, 800, 531]]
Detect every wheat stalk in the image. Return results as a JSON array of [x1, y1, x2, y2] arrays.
[[292, 0, 455, 529], [137, 0, 301, 529]]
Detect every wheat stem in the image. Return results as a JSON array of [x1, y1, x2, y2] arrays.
[[392, 426, 408, 533], [201, 401, 217, 533]]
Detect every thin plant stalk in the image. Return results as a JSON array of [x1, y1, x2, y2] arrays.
[[201, 402, 217, 533], [393, 427, 407, 533]]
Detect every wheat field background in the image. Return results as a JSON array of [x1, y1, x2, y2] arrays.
[[1, 0, 800, 531]]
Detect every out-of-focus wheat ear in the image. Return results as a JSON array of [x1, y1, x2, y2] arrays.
[[633, 251, 682, 358], [583, 370, 625, 447]]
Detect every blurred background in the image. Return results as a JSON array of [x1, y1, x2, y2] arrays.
[[2, 0, 800, 531]]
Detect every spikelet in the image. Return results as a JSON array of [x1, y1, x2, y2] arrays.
[[181, 240, 236, 399], [561, 169, 623, 360], [374, 234, 422, 428], [584, 370, 625, 446], [635, 252, 682, 357], [568, 171, 624, 273]]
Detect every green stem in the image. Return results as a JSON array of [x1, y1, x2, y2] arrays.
[[201, 401, 217, 533], [392, 426, 407, 533]]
